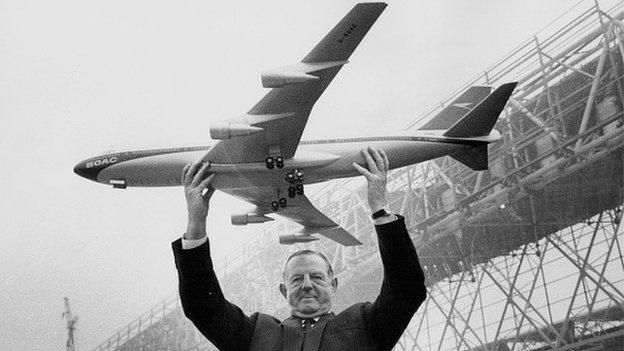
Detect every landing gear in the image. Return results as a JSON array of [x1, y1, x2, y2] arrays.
[[285, 173, 295, 183], [273, 166, 305, 210], [265, 157, 275, 170], [266, 156, 284, 169], [285, 169, 304, 183], [285, 168, 305, 198], [295, 169, 303, 180], [271, 201, 279, 211], [275, 156, 284, 169], [271, 197, 287, 211]]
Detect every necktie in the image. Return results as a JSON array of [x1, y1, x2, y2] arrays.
[[302, 318, 316, 331]]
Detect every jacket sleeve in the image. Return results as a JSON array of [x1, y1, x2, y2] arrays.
[[172, 238, 256, 351], [363, 215, 427, 350]]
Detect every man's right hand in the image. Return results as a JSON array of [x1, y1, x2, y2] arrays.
[[182, 159, 215, 240]]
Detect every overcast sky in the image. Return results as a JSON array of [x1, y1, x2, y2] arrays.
[[1, 0, 619, 350]]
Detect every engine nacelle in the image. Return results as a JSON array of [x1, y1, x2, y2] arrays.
[[261, 71, 319, 88], [231, 212, 274, 225], [210, 122, 263, 140], [279, 234, 319, 245]]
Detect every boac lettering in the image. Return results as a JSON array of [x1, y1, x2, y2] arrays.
[[86, 156, 119, 168]]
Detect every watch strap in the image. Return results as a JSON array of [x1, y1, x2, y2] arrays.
[[371, 209, 388, 220]]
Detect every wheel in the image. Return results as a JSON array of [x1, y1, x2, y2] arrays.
[[278, 197, 287, 207], [295, 169, 304, 180], [296, 184, 304, 195], [265, 157, 275, 170], [288, 186, 296, 198], [271, 201, 279, 211], [275, 156, 284, 169], [285, 173, 296, 183]]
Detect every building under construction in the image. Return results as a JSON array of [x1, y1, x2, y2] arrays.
[[94, 1, 624, 350]]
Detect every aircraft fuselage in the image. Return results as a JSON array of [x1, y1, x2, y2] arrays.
[[74, 133, 496, 191]]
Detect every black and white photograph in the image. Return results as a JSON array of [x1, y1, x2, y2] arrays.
[[1, 0, 623, 350]]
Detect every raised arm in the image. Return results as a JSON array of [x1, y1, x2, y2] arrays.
[[172, 160, 255, 351], [353, 148, 427, 349]]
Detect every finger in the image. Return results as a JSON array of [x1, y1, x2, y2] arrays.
[[181, 164, 191, 184], [200, 187, 214, 199], [352, 162, 373, 179], [362, 148, 379, 174], [185, 159, 203, 185], [200, 174, 216, 200], [370, 148, 385, 171], [192, 161, 211, 187], [198, 173, 215, 190], [379, 149, 390, 170]]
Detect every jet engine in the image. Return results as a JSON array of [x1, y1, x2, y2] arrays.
[[210, 122, 263, 140], [279, 234, 319, 245], [231, 212, 274, 225], [261, 71, 319, 88]]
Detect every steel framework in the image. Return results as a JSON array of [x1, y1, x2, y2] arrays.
[[95, 1, 624, 350]]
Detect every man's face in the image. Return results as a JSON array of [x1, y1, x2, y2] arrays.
[[280, 254, 338, 318]]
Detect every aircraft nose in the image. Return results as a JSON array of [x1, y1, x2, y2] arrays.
[[73, 160, 100, 182]]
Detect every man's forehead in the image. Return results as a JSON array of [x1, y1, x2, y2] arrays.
[[284, 254, 328, 274]]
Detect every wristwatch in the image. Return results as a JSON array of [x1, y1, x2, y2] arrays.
[[371, 209, 389, 220]]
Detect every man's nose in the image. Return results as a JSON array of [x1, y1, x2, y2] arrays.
[[301, 275, 313, 290]]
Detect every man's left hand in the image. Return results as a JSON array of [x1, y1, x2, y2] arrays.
[[352, 147, 389, 213]]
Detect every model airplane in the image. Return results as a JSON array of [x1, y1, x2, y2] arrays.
[[74, 3, 517, 246]]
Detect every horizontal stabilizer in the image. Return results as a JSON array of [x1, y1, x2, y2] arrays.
[[451, 144, 489, 171], [419, 86, 492, 130], [443, 82, 517, 138]]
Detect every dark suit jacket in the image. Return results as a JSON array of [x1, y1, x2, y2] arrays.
[[172, 216, 426, 351]]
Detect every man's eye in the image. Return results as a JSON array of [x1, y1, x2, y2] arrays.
[[291, 278, 301, 284]]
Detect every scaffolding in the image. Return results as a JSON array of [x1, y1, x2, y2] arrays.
[[95, 1, 624, 350]]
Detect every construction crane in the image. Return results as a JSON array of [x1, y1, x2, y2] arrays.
[[62, 297, 78, 351]]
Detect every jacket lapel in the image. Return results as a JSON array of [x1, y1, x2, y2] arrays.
[[301, 312, 334, 351], [282, 317, 303, 351]]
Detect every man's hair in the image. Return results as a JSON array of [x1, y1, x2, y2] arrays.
[[283, 250, 334, 280]]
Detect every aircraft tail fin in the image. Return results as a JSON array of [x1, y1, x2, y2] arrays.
[[419, 86, 492, 131], [443, 82, 517, 138], [450, 144, 489, 171]]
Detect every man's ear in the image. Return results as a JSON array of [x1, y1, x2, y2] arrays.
[[279, 283, 287, 299], [331, 277, 338, 292]]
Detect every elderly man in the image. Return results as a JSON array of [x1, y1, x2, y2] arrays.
[[172, 148, 427, 351]]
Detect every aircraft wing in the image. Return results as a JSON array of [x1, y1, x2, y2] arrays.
[[222, 187, 362, 246], [204, 3, 387, 164]]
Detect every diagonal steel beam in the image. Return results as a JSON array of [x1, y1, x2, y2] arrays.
[[575, 40, 609, 149], [547, 233, 624, 302], [557, 212, 603, 345], [488, 258, 569, 345], [428, 282, 475, 351], [483, 265, 557, 347], [511, 240, 551, 350], [435, 274, 487, 347]]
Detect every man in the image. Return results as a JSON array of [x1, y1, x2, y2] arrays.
[[172, 148, 427, 350]]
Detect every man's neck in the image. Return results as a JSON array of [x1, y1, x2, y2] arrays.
[[291, 310, 332, 320]]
